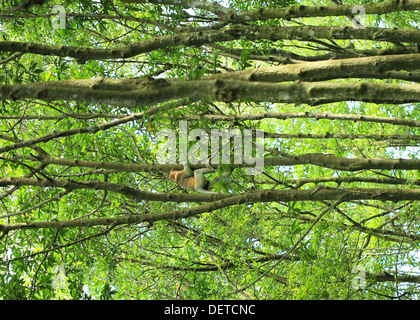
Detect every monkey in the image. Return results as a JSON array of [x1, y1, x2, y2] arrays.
[[168, 163, 230, 194]]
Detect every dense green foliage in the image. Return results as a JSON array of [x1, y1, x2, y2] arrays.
[[0, 0, 420, 300]]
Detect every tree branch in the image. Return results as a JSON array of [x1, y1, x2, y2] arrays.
[[206, 53, 420, 83], [2, 26, 420, 62], [1, 78, 420, 109]]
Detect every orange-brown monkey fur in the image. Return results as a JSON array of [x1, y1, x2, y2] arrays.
[[168, 164, 216, 193], [168, 169, 197, 191]]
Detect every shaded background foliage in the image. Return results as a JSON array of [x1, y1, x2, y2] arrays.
[[0, 0, 420, 300]]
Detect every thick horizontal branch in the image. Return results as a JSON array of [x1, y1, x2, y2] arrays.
[[206, 53, 420, 83], [9, 152, 420, 174], [266, 153, 420, 171], [1, 78, 420, 109], [180, 111, 420, 127], [1, 176, 420, 203], [208, 42, 420, 63], [1, 187, 420, 233], [229, 0, 420, 22], [367, 272, 420, 284], [2, 25, 420, 62], [122, 0, 420, 22]]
